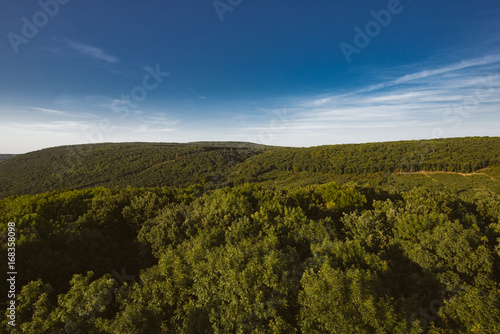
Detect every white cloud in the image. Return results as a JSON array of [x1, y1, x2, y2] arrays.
[[132, 126, 177, 133], [0, 120, 90, 132], [2, 55, 499, 152], [235, 55, 500, 147], [360, 55, 500, 94], [32, 107, 70, 116], [59, 38, 118, 63]]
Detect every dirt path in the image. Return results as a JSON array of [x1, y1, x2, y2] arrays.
[[396, 167, 498, 181], [420, 172, 440, 183], [472, 188, 496, 194]]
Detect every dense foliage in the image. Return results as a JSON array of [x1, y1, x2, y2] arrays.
[[0, 155, 15, 163], [1, 137, 499, 333], [0, 143, 269, 198], [1, 182, 500, 333], [230, 137, 500, 184], [1, 137, 499, 199]]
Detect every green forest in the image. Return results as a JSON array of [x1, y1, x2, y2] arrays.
[[0, 156, 15, 164], [1, 137, 500, 333], [1, 137, 500, 199]]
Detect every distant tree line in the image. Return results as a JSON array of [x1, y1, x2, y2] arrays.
[[0, 137, 499, 198], [0, 143, 264, 198], [0, 155, 16, 163], [231, 137, 500, 184]]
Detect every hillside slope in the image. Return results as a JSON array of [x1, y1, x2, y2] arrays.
[[231, 137, 500, 183], [0, 154, 16, 163], [0, 137, 499, 198], [0, 142, 270, 198]]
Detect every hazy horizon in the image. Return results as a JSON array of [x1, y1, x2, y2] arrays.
[[1, 0, 499, 154]]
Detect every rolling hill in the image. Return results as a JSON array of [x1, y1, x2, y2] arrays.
[[0, 154, 16, 163], [0, 142, 271, 198], [0, 137, 499, 198], [2, 137, 500, 333]]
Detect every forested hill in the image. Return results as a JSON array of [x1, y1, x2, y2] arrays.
[[1, 138, 500, 333], [0, 137, 499, 198], [232, 136, 500, 177], [0, 154, 16, 163], [0, 142, 270, 198]]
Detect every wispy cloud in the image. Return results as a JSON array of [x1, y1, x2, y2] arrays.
[[59, 38, 119, 63], [132, 126, 177, 133], [0, 120, 93, 136], [359, 55, 500, 95], [308, 55, 500, 107], [2, 54, 499, 152], [32, 107, 70, 116], [238, 55, 500, 146]]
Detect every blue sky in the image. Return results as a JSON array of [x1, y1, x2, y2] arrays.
[[0, 0, 499, 153]]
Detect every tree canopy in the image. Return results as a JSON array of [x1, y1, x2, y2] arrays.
[[1, 180, 500, 333]]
